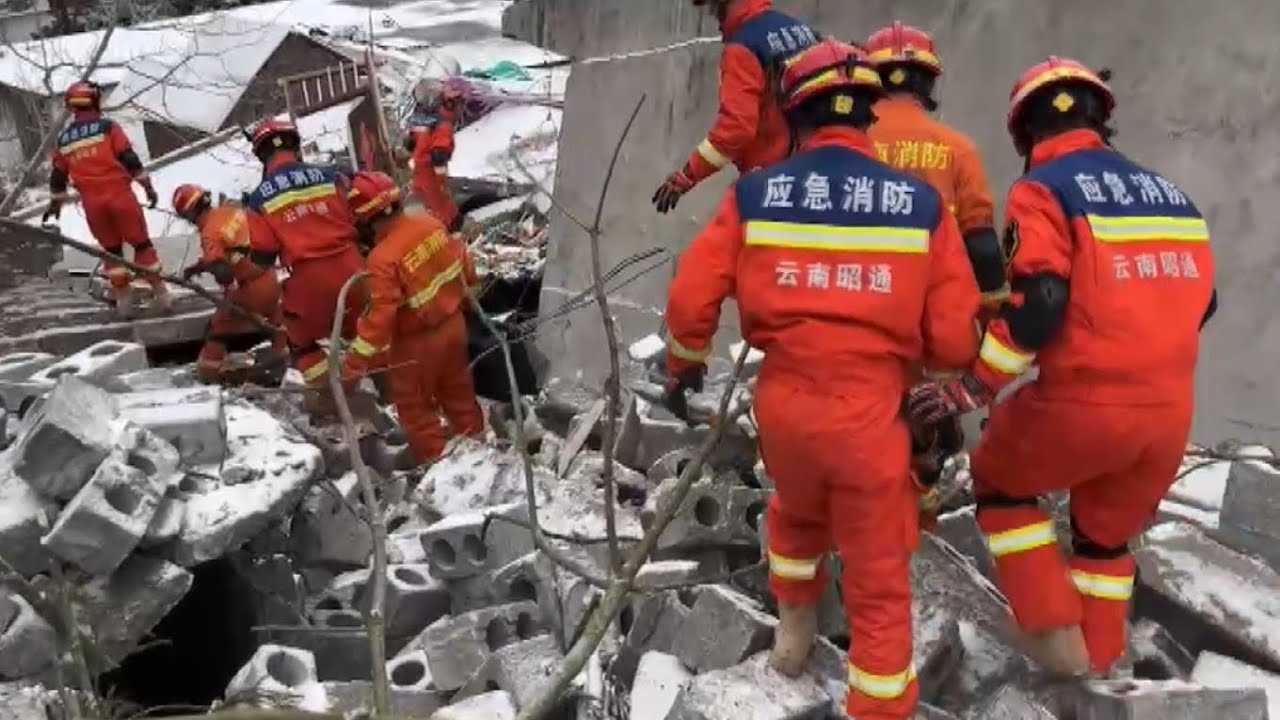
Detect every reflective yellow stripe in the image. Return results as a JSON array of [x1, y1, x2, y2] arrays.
[[263, 185, 337, 214], [61, 135, 106, 154], [789, 66, 883, 104], [745, 221, 929, 253], [669, 337, 710, 363], [405, 260, 464, 310], [848, 662, 916, 699], [302, 359, 329, 383], [767, 551, 820, 581], [696, 139, 730, 169], [978, 332, 1034, 376], [1071, 570, 1134, 600], [350, 337, 381, 357], [986, 520, 1056, 557], [354, 189, 400, 215], [1085, 214, 1209, 243]]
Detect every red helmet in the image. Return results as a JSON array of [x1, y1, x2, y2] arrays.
[[172, 183, 211, 222], [347, 171, 402, 223], [1007, 56, 1114, 138], [64, 81, 101, 110], [779, 38, 884, 113], [865, 22, 942, 76], [248, 118, 301, 162]]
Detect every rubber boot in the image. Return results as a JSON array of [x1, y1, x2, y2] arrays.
[[769, 603, 818, 677], [1019, 624, 1091, 677], [112, 285, 135, 320]]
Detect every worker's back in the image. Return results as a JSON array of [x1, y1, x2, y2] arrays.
[[244, 160, 359, 267], [366, 212, 473, 334]]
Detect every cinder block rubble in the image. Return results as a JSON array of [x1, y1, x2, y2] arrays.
[[484, 634, 566, 709], [1192, 651, 1280, 718], [80, 555, 193, 668], [0, 466, 53, 576], [645, 478, 754, 552], [290, 472, 373, 570], [421, 503, 532, 580], [1076, 678, 1268, 719], [0, 591, 56, 679], [13, 375, 120, 499], [671, 585, 775, 673], [224, 644, 327, 712], [405, 600, 548, 691], [30, 341, 148, 385], [1217, 460, 1280, 569], [965, 683, 1057, 719], [431, 690, 517, 720], [631, 651, 691, 719], [116, 386, 226, 465], [665, 652, 831, 720], [356, 563, 451, 642]]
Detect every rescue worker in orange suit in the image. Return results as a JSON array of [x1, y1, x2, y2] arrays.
[[404, 81, 463, 232], [339, 171, 483, 463], [663, 40, 980, 719], [243, 119, 367, 389], [864, 22, 1008, 310], [43, 80, 170, 318], [651, 0, 819, 213], [904, 58, 1218, 677], [172, 183, 289, 383]]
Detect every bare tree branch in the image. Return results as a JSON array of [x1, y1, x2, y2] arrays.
[[325, 270, 390, 717]]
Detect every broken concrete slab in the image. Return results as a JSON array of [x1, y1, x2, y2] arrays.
[[0, 592, 56, 679], [448, 552, 557, 614], [416, 438, 527, 519], [321, 678, 447, 717], [486, 634, 566, 709], [0, 682, 64, 719], [665, 651, 832, 720], [1130, 619, 1196, 680], [269, 608, 372, 682], [289, 472, 373, 570], [387, 649, 433, 692], [141, 487, 185, 548], [618, 590, 692, 679], [357, 563, 451, 642], [404, 600, 548, 691], [912, 593, 965, 702], [80, 554, 193, 668], [0, 464, 53, 576], [1134, 522, 1280, 670], [964, 683, 1056, 719], [671, 584, 775, 673], [13, 375, 119, 500], [644, 477, 752, 552], [631, 651, 691, 719], [224, 643, 327, 712], [116, 386, 226, 465], [1218, 459, 1280, 569], [229, 552, 306, 628], [930, 620, 1031, 715], [0, 353, 57, 383], [430, 689, 517, 720], [557, 397, 605, 476], [913, 533, 1011, 634], [1076, 678, 1268, 719], [30, 340, 148, 385], [1192, 651, 1280, 719]]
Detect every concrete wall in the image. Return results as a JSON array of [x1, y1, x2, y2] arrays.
[[536, 0, 1280, 446]]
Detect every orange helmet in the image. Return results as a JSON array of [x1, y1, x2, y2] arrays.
[[64, 81, 101, 110], [865, 22, 942, 76], [780, 38, 884, 113], [1007, 56, 1114, 138], [172, 184, 212, 222], [248, 118, 301, 162], [347, 171, 402, 223]]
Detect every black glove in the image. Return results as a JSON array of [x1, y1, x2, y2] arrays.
[[41, 199, 62, 225], [144, 183, 159, 209], [181, 262, 205, 280], [651, 168, 695, 214], [429, 148, 452, 167], [661, 364, 705, 424]]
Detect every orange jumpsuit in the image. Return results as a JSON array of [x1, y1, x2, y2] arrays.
[[50, 112, 160, 290], [191, 205, 288, 381], [245, 155, 367, 385], [678, 0, 819, 187], [343, 211, 483, 462], [665, 126, 980, 719], [869, 96, 1006, 307], [967, 129, 1216, 672], [408, 104, 461, 232]]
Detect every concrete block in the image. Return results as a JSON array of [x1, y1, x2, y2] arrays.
[[41, 426, 178, 576], [405, 600, 548, 691], [229, 552, 306, 627], [665, 652, 831, 720], [224, 644, 326, 712], [933, 506, 994, 580], [644, 477, 751, 552], [30, 341, 148, 384], [388, 649, 433, 691], [671, 585, 775, 673], [1076, 678, 1268, 719], [269, 608, 371, 682], [911, 580, 965, 701], [631, 651, 691, 720], [13, 375, 119, 500], [0, 591, 56, 679], [0, 353, 57, 383], [1218, 460, 1280, 569], [321, 679, 447, 717], [1130, 619, 1196, 679], [1135, 522, 1280, 668], [354, 563, 451, 641], [1193, 651, 1280, 719], [80, 555, 193, 668], [116, 387, 227, 465], [0, 467, 53, 576], [289, 472, 373, 570], [449, 552, 557, 614], [612, 589, 693, 685], [487, 634, 566, 709], [430, 690, 516, 720], [912, 533, 1011, 633], [964, 683, 1056, 719], [141, 487, 185, 548], [421, 503, 532, 580]]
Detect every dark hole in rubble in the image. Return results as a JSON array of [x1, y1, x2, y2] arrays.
[[745, 500, 766, 532], [315, 596, 343, 611], [391, 658, 426, 687], [394, 567, 427, 585], [266, 650, 310, 688], [428, 538, 457, 569], [104, 484, 142, 515], [515, 611, 537, 639], [618, 605, 635, 636], [508, 577, 537, 603], [831, 635, 851, 651], [0, 594, 18, 635], [462, 533, 488, 564], [485, 679, 501, 692], [616, 482, 647, 506], [526, 436, 543, 456], [89, 343, 122, 357], [693, 495, 722, 527], [387, 515, 410, 533], [485, 616, 512, 650], [465, 292, 541, 404], [676, 588, 699, 609], [44, 366, 78, 379], [1133, 657, 1175, 680], [177, 475, 200, 493], [126, 451, 158, 477], [726, 545, 761, 570], [675, 458, 692, 477], [325, 611, 363, 628], [17, 395, 37, 419], [102, 557, 257, 713]]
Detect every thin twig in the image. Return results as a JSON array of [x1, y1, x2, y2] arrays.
[[590, 95, 646, 575], [516, 345, 754, 720], [325, 270, 390, 717], [0, 219, 281, 333], [0, 19, 117, 216]]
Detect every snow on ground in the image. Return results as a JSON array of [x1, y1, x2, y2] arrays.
[[449, 103, 561, 185], [1192, 651, 1280, 718], [431, 36, 565, 73], [1167, 457, 1231, 511]]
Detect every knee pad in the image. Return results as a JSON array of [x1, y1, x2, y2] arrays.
[[1070, 516, 1130, 559]]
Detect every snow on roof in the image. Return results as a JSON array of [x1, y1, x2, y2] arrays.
[[449, 103, 561, 188], [417, 37, 565, 74], [109, 15, 291, 133]]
